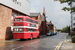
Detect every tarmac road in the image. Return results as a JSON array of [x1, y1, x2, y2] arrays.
[[0, 33, 68, 50]]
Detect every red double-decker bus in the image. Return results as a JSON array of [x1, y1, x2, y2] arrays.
[[13, 16, 39, 40]]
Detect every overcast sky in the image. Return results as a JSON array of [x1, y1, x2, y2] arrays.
[[28, 0, 71, 29]]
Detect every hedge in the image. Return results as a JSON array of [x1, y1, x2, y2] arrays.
[[71, 32, 75, 37], [71, 35, 75, 43]]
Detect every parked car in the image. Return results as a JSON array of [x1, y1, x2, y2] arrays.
[[54, 32, 57, 35], [46, 32, 52, 36], [51, 32, 54, 35]]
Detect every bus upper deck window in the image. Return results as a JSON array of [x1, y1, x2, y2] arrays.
[[16, 24, 18, 26], [37, 22, 38, 24], [29, 19, 31, 22], [26, 18, 28, 21], [33, 21, 35, 23], [15, 18, 23, 21], [20, 18, 23, 21], [15, 18, 18, 21], [26, 18, 30, 22], [28, 19, 30, 22], [31, 20, 33, 23], [20, 24, 22, 26]]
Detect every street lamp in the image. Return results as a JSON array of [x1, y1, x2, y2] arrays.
[[68, 0, 73, 34]]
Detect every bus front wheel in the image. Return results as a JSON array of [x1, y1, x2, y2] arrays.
[[30, 34, 33, 40]]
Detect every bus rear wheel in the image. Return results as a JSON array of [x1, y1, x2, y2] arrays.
[[30, 34, 33, 40], [37, 35, 40, 38], [20, 39, 24, 41]]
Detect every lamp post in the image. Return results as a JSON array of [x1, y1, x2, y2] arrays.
[[68, 0, 73, 34], [71, 0, 73, 33]]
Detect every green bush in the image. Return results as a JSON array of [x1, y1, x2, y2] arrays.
[[71, 33, 75, 37], [71, 35, 75, 43]]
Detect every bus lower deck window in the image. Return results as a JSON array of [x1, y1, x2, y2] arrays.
[[15, 28, 18, 32], [19, 28, 23, 32], [26, 28, 28, 32]]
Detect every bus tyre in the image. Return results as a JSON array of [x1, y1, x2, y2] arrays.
[[30, 34, 33, 40], [37, 35, 40, 38], [20, 39, 24, 41]]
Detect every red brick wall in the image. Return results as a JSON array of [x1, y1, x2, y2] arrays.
[[30, 14, 42, 26], [43, 21, 46, 34], [38, 14, 41, 26], [49, 25, 54, 32], [0, 5, 12, 41], [32, 17, 37, 20]]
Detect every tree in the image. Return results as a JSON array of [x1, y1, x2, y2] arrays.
[[61, 26, 70, 32], [54, 0, 75, 13], [57, 26, 70, 33], [56, 29, 61, 31]]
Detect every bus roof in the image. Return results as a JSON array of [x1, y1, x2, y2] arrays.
[[15, 16, 38, 22]]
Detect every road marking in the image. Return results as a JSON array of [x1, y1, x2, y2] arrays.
[[12, 45, 23, 50], [64, 39, 71, 42], [0, 41, 19, 46], [57, 42, 63, 50], [54, 41, 63, 50], [54, 42, 62, 50], [30, 40, 40, 44]]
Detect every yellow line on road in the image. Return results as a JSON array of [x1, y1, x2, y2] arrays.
[[0, 41, 19, 46], [55, 42, 61, 50], [57, 42, 63, 50], [54, 41, 63, 50]]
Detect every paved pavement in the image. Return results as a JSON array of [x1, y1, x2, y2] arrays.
[[0, 33, 67, 50], [61, 35, 75, 50], [61, 41, 75, 50]]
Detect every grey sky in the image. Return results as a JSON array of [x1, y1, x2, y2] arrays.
[[28, 0, 71, 29]]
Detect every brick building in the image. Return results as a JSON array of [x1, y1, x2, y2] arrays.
[[47, 21, 54, 33], [30, 8, 47, 35], [53, 26, 56, 33], [0, 0, 30, 40], [40, 8, 47, 35], [30, 13, 41, 26]]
